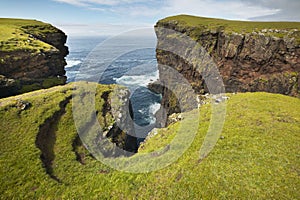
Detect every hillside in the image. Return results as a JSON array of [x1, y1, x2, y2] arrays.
[[1, 88, 299, 199], [0, 18, 68, 98]]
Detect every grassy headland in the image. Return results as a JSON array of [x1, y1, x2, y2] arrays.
[[0, 18, 68, 98], [0, 85, 299, 199], [0, 18, 59, 53], [157, 15, 300, 44]]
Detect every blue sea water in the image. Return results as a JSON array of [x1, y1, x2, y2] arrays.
[[65, 35, 161, 141]]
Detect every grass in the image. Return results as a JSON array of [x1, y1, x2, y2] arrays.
[[157, 15, 300, 44], [0, 18, 59, 53], [0, 84, 299, 199]]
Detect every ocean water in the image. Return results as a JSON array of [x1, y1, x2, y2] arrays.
[[65, 35, 161, 141]]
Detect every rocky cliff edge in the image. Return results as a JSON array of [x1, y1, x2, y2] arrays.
[[153, 15, 300, 123]]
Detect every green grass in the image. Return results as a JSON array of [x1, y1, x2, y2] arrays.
[[157, 15, 300, 43], [0, 18, 59, 53], [0, 86, 299, 199]]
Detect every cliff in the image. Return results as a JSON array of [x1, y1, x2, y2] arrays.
[[0, 82, 136, 177], [0, 16, 299, 199], [0, 18, 69, 98], [1, 89, 299, 199], [153, 15, 300, 121]]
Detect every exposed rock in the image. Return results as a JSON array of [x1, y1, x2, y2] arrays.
[[15, 99, 31, 110], [111, 87, 137, 154], [154, 15, 300, 121], [148, 81, 165, 94], [167, 113, 184, 124], [0, 75, 18, 97], [83, 85, 138, 157]]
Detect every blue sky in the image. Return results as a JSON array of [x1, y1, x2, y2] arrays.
[[1, 0, 299, 36]]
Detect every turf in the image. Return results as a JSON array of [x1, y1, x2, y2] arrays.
[[157, 15, 300, 44], [0, 18, 59, 53], [0, 86, 299, 199]]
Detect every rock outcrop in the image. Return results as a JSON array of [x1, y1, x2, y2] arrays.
[[0, 18, 68, 98], [154, 15, 300, 124], [71, 83, 138, 157]]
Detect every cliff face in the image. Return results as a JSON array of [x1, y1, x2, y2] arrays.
[[71, 83, 137, 157], [0, 18, 69, 98], [154, 15, 300, 122], [1, 87, 300, 198]]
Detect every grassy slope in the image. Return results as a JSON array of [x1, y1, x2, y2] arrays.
[[0, 18, 58, 53], [158, 15, 300, 43], [1, 88, 299, 199]]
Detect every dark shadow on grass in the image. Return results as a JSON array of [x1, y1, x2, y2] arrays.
[[35, 96, 71, 183]]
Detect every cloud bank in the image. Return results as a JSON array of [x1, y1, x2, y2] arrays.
[[53, 0, 300, 21]]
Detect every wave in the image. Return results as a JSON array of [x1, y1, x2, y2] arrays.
[[114, 70, 159, 87], [149, 102, 161, 115], [148, 102, 161, 124], [66, 59, 82, 68]]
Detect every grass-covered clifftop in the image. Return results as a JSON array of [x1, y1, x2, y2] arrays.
[[0, 18, 68, 98], [1, 88, 299, 198], [157, 15, 300, 43], [0, 18, 60, 53]]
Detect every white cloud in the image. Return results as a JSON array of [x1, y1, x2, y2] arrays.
[[55, 23, 154, 36], [245, 0, 300, 21], [53, 0, 89, 7], [54, 0, 146, 6], [52, 0, 299, 36], [157, 0, 280, 20], [55, 0, 283, 20], [53, 0, 288, 21]]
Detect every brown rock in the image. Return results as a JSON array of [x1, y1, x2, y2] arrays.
[[154, 18, 300, 121]]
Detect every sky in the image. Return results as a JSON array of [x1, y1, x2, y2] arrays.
[[1, 0, 300, 36]]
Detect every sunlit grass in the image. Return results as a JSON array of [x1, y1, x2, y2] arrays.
[[0, 18, 59, 53], [158, 15, 300, 44], [0, 87, 299, 199]]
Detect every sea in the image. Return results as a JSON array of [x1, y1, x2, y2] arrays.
[[65, 33, 161, 143]]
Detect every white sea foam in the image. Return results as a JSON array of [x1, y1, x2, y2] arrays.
[[148, 102, 161, 124], [138, 108, 147, 114], [114, 70, 159, 87], [66, 59, 82, 68], [149, 102, 161, 114]]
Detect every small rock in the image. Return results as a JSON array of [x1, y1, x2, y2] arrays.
[[222, 96, 230, 100], [177, 114, 183, 120], [215, 98, 222, 104], [261, 29, 267, 33], [168, 113, 184, 124], [16, 99, 31, 110]]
